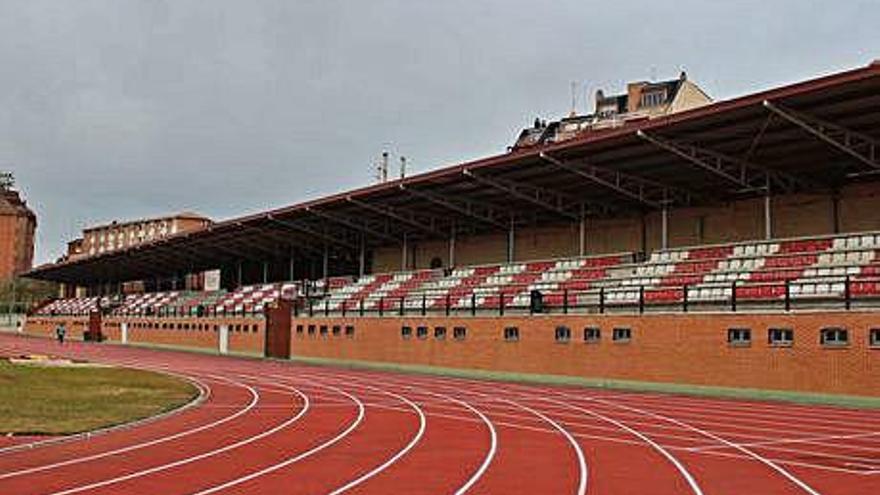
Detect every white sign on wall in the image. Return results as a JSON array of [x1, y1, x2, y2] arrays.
[[204, 270, 221, 291]]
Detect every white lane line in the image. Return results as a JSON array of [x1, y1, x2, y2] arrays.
[[301, 376, 427, 495], [545, 397, 703, 495], [48, 382, 309, 495], [687, 431, 880, 453], [0, 376, 252, 479], [306, 372, 499, 495], [498, 398, 587, 495], [362, 368, 880, 432], [364, 371, 877, 472], [447, 394, 498, 495], [592, 397, 823, 495], [255, 370, 875, 477], [185, 383, 365, 495], [299, 370, 590, 494]]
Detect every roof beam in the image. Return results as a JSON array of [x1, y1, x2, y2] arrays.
[[539, 151, 691, 208], [763, 100, 879, 171], [305, 207, 400, 243], [346, 196, 443, 237], [636, 130, 801, 192], [461, 169, 580, 221], [400, 184, 508, 230], [266, 214, 357, 250]]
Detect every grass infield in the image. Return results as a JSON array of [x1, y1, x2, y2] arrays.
[[0, 360, 198, 435]]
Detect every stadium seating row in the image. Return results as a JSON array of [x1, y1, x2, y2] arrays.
[[36, 231, 880, 316]]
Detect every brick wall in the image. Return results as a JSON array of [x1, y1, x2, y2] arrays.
[[23, 316, 265, 355], [290, 312, 879, 396], [25, 311, 880, 396]]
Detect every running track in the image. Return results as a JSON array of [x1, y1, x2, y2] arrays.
[[1, 333, 878, 494]]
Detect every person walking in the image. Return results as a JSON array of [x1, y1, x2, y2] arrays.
[[55, 322, 66, 345]]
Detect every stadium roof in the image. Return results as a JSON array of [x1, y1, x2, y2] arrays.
[[27, 61, 880, 284]]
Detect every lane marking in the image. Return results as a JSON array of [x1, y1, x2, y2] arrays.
[[498, 398, 588, 495], [296, 374, 427, 495], [590, 397, 824, 495], [307, 372, 499, 495], [48, 381, 309, 495], [544, 397, 703, 495], [185, 383, 364, 495]]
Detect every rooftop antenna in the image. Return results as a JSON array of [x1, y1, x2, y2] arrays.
[[399, 156, 407, 180], [381, 150, 389, 183]]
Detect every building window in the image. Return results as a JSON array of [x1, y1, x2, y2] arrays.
[[870, 329, 880, 347], [296, 324, 304, 335], [332, 325, 341, 336], [504, 326, 519, 342], [583, 327, 601, 343], [820, 327, 848, 347], [727, 328, 752, 347], [434, 326, 447, 340], [307, 324, 316, 336], [768, 328, 794, 347], [345, 325, 355, 338], [555, 326, 571, 343], [416, 326, 428, 340], [641, 90, 667, 107], [401, 326, 413, 339], [319, 325, 328, 337], [453, 326, 467, 341], [612, 327, 632, 343]]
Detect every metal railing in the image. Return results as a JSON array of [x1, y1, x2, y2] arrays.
[[294, 276, 880, 318]]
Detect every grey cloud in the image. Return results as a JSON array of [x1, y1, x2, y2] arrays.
[[0, 0, 876, 264]]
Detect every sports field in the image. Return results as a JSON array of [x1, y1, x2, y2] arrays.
[[0, 333, 877, 495], [0, 357, 197, 435]]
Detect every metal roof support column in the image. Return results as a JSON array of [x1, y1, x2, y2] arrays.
[[448, 223, 456, 268], [401, 233, 408, 271], [764, 190, 773, 240], [578, 205, 586, 256], [236, 261, 243, 288], [322, 243, 329, 282], [661, 203, 669, 250], [358, 234, 366, 277], [288, 252, 295, 282], [831, 190, 841, 234], [507, 217, 515, 263], [262, 261, 269, 284]]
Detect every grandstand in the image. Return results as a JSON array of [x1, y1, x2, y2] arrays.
[[22, 61, 880, 398]]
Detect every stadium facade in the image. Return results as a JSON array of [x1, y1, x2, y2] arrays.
[[22, 62, 880, 398]]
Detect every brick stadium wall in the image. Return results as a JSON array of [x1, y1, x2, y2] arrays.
[[23, 316, 265, 355], [23, 311, 880, 396], [289, 312, 880, 397], [371, 183, 880, 271], [24, 317, 90, 340]]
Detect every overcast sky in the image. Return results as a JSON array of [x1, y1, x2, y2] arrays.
[[2, 0, 878, 264]]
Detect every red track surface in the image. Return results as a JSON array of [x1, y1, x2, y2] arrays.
[[1, 333, 878, 495]]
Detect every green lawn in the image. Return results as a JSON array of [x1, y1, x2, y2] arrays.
[[0, 360, 198, 435]]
